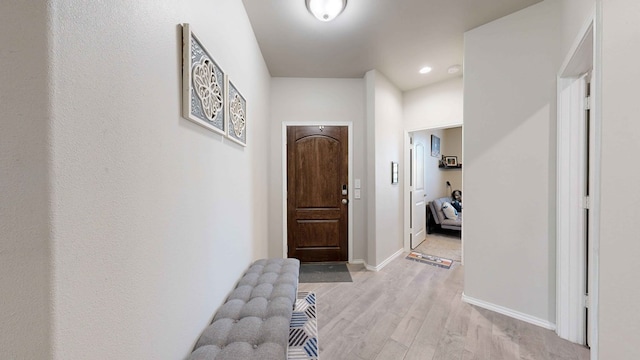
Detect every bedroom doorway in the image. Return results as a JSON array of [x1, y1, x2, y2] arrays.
[[404, 125, 463, 262]]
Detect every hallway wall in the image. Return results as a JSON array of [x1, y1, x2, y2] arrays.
[[599, 0, 640, 357], [268, 78, 367, 261], [46, 0, 272, 358], [366, 70, 405, 266], [463, 1, 562, 325], [403, 77, 463, 132]]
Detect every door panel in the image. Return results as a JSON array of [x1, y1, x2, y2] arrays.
[[412, 135, 427, 249], [294, 137, 341, 207], [296, 220, 340, 247], [287, 126, 348, 262]]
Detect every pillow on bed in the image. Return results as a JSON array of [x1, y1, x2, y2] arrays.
[[441, 202, 458, 219]]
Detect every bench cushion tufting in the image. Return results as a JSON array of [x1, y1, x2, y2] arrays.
[[188, 258, 300, 360]]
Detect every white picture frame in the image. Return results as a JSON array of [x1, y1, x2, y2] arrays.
[[444, 156, 458, 167], [182, 23, 226, 135], [226, 79, 247, 146]]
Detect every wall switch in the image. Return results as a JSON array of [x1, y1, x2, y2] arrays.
[[355, 179, 361, 189], [354, 189, 361, 199]]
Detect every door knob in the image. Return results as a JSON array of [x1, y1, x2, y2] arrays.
[[342, 199, 349, 205]]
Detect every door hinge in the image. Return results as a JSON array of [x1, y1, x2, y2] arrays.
[[585, 96, 591, 110], [583, 196, 590, 210], [584, 294, 590, 309]]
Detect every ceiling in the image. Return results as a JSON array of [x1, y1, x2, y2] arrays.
[[242, 0, 542, 91]]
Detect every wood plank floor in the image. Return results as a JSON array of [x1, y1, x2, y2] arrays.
[[298, 255, 590, 360]]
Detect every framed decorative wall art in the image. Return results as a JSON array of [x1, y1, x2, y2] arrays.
[[431, 135, 440, 157], [182, 23, 226, 135], [226, 80, 247, 146]]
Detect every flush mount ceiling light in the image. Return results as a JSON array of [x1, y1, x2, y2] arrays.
[[419, 66, 432, 74], [306, 0, 347, 22]]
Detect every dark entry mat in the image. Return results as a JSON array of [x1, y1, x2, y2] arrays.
[[299, 263, 353, 283]]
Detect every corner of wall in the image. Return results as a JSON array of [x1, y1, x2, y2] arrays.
[[364, 71, 377, 264], [0, 1, 54, 358]]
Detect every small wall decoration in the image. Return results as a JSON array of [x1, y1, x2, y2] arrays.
[[444, 156, 458, 167], [226, 79, 247, 146], [431, 135, 440, 157], [182, 23, 226, 135], [391, 162, 399, 184]]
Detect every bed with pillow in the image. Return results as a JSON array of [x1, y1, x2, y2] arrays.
[[427, 196, 462, 234]]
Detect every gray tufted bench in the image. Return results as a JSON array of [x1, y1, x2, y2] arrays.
[[188, 258, 300, 360]]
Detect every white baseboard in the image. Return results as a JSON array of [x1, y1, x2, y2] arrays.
[[461, 292, 556, 331], [349, 259, 366, 265], [364, 248, 405, 272]]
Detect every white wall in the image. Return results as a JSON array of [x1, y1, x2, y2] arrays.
[[403, 77, 464, 201], [442, 127, 463, 193], [268, 78, 366, 261], [598, 0, 640, 357], [0, 2, 51, 359], [560, 0, 595, 57], [463, 1, 561, 325], [366, 70, 405, 266], [46, 0, 271, 358], [403, 77, 463, 132]]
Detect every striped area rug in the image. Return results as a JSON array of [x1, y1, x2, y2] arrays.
[[288, 292, 318, 360]]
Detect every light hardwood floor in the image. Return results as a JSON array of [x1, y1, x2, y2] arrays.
[[298, 255, 590, 360]]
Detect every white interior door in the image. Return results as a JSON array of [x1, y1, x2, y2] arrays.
[[411, 137, 426, 249], [586, 76, 594, 347], [556, 20, 596, 348]]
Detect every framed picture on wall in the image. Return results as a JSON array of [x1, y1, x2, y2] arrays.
[[444, 156, 458, 167], [182, 23, 226, 135], [226, 79, 247, 146], [431, 135, 440, 157], [391, 162, 399, 184]]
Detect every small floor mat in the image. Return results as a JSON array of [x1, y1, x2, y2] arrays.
[[406, 251, 453, 269], [299, 263, 352, 283]]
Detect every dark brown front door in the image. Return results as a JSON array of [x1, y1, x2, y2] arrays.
[[287, 125, 348, 262]]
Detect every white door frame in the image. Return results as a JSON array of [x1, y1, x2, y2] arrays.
[[281, 122, 354, 262], [556, 9, 599, 359]]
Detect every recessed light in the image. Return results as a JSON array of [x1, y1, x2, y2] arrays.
[[447, 65, 461, 74], [419, 66, 432, 74]]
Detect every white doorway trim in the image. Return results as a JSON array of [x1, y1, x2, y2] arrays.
[[281, 121, 354, 262], [556, 9, 599, 359]]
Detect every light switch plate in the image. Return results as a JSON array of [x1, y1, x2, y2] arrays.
[[355, 189, 361, 199], [355, 179, 361, 189]]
